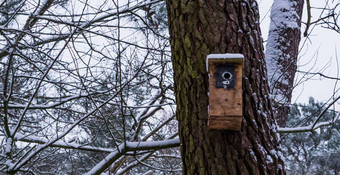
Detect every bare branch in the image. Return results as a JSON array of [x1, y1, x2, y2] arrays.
[[297, 70, 340, 81]]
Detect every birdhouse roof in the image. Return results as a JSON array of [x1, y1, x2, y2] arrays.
[[206, 53, 244, 72]]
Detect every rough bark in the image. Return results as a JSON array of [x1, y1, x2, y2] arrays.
[[265, 0, 304, 127], [166, 0, 284, 174]]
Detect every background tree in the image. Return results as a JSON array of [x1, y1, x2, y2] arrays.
[[265, 0, 304, 127], [283, 97, 340, 175]]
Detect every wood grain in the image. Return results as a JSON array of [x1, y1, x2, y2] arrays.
[[208, 59, 243, 130]]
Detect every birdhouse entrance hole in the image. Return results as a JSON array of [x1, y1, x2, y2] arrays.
[[214, 64, 235, 89]]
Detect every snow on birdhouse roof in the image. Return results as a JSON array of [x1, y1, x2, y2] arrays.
[[206, 53, 244, 72]]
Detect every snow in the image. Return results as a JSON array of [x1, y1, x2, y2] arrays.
[[269, 149, 278, 159], [11, 131, 179, 174], [257, 143, 268, 155], [5, 159, 13, 168], [277, 149, 285, 161], [277, 121, 334, 133], [206, 53, 244, 59], [5, 138, 12, 154], [85, 138, 180, 174], [257, 110, 268, 119], [206, 53, 244, 71], [84, 145, 125, 175], [249, 150, 257, 162], [251, 2, 257, 8], [269, 0, 300, 29], [266, 155, 273, 164], [14, 133, 115, 152], [126, 138, 180, 150], [8, 47, 14, 53], [265, 0, 300, 104]]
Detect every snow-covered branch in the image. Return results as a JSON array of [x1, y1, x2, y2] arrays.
[[85, 138, 180, 175], [13, 133, 115, 153], [277, 120, 335, 133], [278, 97, 340, 133], [116, 152, 154, 175]]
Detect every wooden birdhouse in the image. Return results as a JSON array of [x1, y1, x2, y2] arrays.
[[206, 53, 244, 131]]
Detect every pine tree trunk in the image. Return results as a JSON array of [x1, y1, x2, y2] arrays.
[[166, 0, 285, 174], [265, 0, 304, 127]]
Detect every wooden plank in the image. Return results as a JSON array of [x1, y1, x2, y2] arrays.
[[208, 62, 243, 117], [208, 116, 242, 130], [208, 58, 243, 130]]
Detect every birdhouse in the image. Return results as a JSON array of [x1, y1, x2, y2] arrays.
[[206, 53, 244, 130]]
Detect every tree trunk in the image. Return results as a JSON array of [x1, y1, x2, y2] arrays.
[[166, 0, 284, 174], [265, 0, 304, 127]]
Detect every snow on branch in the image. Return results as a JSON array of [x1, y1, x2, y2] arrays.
[[125, 139, 180, 151], [10, 133, 180, 174], [278, 96, 340, 133], [112, 132, 178, 174], [116, 152, 154, 175], [12, 133, 180, 154], [277, 120, 335, 133], [85, 138, 180, 175], [13, 133, 115, 153]]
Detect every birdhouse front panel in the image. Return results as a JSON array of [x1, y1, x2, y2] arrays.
[[206, 54, 244, 131]]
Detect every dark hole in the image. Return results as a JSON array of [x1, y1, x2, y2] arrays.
[[223, 72, 232, 79]]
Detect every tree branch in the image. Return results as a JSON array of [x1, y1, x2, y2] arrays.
[[13, 133, 114, 153], [278, 97, 340, 133], [277, 120, 335, 133], [84, 138, 179, 175], [304, 0, 311, 37]]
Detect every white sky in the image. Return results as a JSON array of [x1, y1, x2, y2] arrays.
[[259, 0, 340, 108]]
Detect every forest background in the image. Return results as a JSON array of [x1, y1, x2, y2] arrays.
[[0, 0, 339, 174]]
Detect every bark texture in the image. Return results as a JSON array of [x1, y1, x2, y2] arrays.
[[166, 0, 284, 174], [265, 0, 304, 127]]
